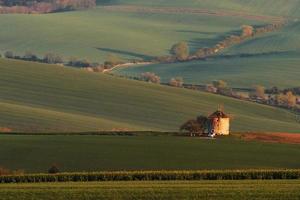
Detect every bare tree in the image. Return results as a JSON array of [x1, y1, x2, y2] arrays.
[[169, 77, 183, 87], [212, 80, 227, 89], [141, 72, 161, 84], [253, 85, 265, 99], [171, 42, 189, 61], [241, 25, 254, 37]]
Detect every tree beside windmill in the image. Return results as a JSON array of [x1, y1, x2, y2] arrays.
[[180, 109, 230, 137]]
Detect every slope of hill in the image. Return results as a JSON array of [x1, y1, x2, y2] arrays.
[[115, 21, 300, 88], [113, 14, 300, 88], [114, 54, 300, 88], [0, 7, 260, 62], [98, 0, 300, 18], [1, 0, 299, 89], [0, 58, 300, 132]]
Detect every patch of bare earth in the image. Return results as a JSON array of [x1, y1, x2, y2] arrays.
[[102, 5, 284, 23], [242, 132, 300, 144]]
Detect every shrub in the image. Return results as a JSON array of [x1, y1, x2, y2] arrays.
[[250, 85, 266, 100], [48, 164, 60, 174], [170, 42, 189, 61], [154, 55, 175, 63], [276, 91, 297, 108], [104, 54, 124, 68], [241, 25, 254, 37], [68, 57, 91, 67], [43, 53, 63, 64], [205, 84, 217, 93], [212, 80, 228, 90], [169, 77, 183, 87], [4, 51, 14, 59], [23, 51, 38, 61], [141, 72, 160, 84]]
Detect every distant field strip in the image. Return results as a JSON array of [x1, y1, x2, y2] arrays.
[[0, 180, 300, 200], [1, 135, 300, 172], [102, 5, 285, 22]]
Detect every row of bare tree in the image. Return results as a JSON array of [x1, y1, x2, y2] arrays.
[[155, 22, 285, 63], [0, 0, 96, 14], [204, 81, 299, 109]]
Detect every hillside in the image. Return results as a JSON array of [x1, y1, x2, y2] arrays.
[[1, 0, 299, 88], [111, 3, 300, 88], [0, 6, 260, 62], [98, 0, 300, 18], [114, 54, 300, 88], [0, 58, 300, 132], [115, 21, 300, 88]]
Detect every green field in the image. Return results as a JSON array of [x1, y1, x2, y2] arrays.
[[1, 180, 300, 200], [114, 20, 300, 88], [0, 7, 260, 62], [1, 135, 300, 172], [1, 58, 300, 132], [1, 0, 300, 88], [99, 0, 300, 18], [114, 55, 300, 88]]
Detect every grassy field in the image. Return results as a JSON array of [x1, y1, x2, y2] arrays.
[[1, 180, 300, 200], [0, 7, 259, 63], [98, 0, 300, 18], [115, 55, 300, 88], [1, 0, 299, 88], [114, 20, 300, 88], [1, 135, 300, 172], [1, 58, 300, 132]]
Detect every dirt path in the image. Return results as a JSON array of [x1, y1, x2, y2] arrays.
[[103, 61, 154, 73], [242, 132, 300, 144], [102, 5, 285, 23]]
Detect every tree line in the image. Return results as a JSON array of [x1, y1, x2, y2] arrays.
[[0, 0, 96, 14], [135, 72, 300, 113], [1, 50, 128, 72], [155, 22, 285, 63]]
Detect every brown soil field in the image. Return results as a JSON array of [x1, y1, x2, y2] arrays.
[[242, 132, 300, 144], [102, 5, 284, 22]]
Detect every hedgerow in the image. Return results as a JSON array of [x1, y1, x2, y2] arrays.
[[0, 169, 300, 183]]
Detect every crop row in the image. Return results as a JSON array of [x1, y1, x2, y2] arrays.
[[1, 169, 300, 183]]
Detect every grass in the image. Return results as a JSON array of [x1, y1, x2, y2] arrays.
[[98, 0, 300, 18], [0, 4, 261, 63], [1, 0, 299, 88], [1, 135, 300, 172], [1, 58, 300, 132], [114, 20, 300, 88], [114, 55, 300, 88], [1, 180, 300, 199]]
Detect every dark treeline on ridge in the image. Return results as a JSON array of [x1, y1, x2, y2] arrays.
[[0, 0, 96, 13]]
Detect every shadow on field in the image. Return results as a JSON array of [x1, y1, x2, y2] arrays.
[[214, 50, 296, 60], [176, 30, 218, 35], [96, 47, 153, 60], [186, 29, 241, 51]]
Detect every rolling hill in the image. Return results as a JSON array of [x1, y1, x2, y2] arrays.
[[1, 0, 299, 88], [114, 54, 300, 88], [0, 6, 261, 62], [97, 0, 300, 18], [0, 58, 300, 133]]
